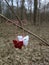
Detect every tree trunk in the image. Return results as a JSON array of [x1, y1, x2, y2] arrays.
[[0, 0, 2, 14], [20, 0, 25, 20], [11, 0, 14, 19], [33, 0, 38, 25]]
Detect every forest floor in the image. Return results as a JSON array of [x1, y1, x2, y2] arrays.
[[0, 20, 49, 65]]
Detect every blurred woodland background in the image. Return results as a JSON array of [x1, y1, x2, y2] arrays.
[[0, 0, 49, 65], [0, 0, 49, 25]]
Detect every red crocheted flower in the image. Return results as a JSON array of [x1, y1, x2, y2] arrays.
[[13, 40, 23, 49]]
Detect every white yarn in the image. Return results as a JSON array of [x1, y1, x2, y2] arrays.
[[17, 36, 23, 41], [23, 35, 29, 46], [17, 35, 29, 46]]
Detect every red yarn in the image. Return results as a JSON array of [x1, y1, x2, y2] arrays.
[[13, 40, 23, 49]]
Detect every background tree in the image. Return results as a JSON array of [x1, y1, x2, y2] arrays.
[[5, 0, 11, 18], [0, 0, 2, 14], [16, 0, 20, 18], [16, 0, 19, 15], [20, 0, 25, 20], [27, 0, 33, 22], [11, 0, 14, 19], [37, 0, 41, 25], [33, 0, 38, 25]]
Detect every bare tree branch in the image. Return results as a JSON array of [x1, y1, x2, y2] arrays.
[[4, 0, 22, 26]]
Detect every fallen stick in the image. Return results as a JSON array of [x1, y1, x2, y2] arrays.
[[0, 14, 49, 46]]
